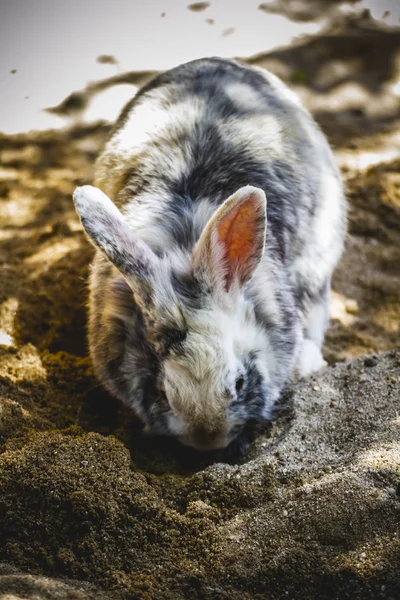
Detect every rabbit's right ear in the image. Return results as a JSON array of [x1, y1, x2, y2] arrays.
[[192, 185, 266, 295], [73, 185, 159, 301]]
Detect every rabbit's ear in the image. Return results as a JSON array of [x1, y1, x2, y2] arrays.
[[192, 186, 266, 293], [73, 185, 159, 294]]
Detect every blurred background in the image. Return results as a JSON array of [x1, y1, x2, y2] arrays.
[[1, 0, 400, 133]]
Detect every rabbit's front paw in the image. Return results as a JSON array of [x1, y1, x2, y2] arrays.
[[297, 339, 327, 378]]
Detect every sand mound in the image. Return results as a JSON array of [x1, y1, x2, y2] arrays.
[[1, 347, 399, 599]]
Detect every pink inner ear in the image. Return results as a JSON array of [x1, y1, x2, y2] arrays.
[[217, 195, 263, 291]]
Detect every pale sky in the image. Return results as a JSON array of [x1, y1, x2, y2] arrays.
[[1, 0, 399, 134]]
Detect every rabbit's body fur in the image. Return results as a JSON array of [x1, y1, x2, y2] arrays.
[[75, 58, 346, 451]]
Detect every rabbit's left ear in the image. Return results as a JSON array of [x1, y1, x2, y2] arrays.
[[192, 186, 266, 293], [73, 186, 162, 321]]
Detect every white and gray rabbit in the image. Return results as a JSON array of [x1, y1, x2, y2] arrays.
[[73, 57, 346, 451]]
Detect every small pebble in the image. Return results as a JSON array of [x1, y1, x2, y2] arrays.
[[364, 356, 378, 368], [187, 1, 210, 11], [345, 298, 359, 314]]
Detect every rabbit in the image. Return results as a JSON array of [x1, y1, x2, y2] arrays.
[[73, 57, 346, 451]]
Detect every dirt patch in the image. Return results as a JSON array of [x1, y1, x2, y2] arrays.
[[1, 16, 400, 600], [1, 350, 400, 599]]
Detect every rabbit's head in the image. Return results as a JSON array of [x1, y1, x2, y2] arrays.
[[74, 185, 274, 450]]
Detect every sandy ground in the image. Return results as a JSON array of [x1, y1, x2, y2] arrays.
[[1, 14, 400, 600]]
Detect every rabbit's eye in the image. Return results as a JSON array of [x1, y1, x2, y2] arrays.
[[235, 377, 245, 394], [166, 328, 188, 354]]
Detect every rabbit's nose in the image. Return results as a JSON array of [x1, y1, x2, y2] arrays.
[[189, 424, 228, 451]]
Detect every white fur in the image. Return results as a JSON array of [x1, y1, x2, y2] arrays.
[[163, 295, 272, 449], [95, 94, 205, 201], [290, 168, 345, 298], [73, 185, 122, 224], [219, 113, 284, 163], [305, 295, 329, 348], [224, 81, 264, 110], [297, 339, 327, 377]]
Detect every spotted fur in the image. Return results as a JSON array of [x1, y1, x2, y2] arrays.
[[73, 57, 346, 451]]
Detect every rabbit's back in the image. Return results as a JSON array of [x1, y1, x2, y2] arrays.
[[95, 58, 344, 301]]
